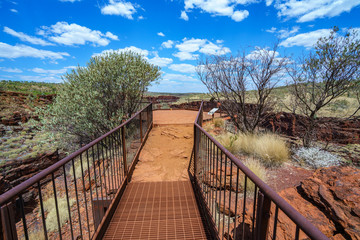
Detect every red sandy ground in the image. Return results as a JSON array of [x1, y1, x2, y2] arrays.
[[134, 110, 312, 190]]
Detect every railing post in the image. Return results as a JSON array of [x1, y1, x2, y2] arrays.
[[255, 191, 271, 240], [121, 126, 128, 180], [1, 202, 18, 240], [193, 126, 197, 180], [139, 112, 143, 143]]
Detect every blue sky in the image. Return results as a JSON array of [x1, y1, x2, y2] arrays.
[[0, 0, 359, 93]]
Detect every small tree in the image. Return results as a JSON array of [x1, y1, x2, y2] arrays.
[[43, 51, 161, 146], [197, 44, 287, 133], [288, 27, 360, 147]]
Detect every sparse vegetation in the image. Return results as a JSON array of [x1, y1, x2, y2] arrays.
[[216, 132, 289, 167], [213, 118, 225, 128], [42, 195, 75, 232], [242, 158, 267, 193], [293, 147, 341, 169]]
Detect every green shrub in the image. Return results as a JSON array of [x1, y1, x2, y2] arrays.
[[41, 51, 161, 146]]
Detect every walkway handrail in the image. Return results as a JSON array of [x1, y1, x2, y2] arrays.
[[0, 103, 153, 240], [193, 101, 328, 240]]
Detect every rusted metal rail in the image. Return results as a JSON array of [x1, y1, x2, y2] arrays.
[[191, 101, 329, 240], [0, 103, 153, 240]]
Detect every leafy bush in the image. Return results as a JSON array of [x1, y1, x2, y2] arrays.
[[293, 147, 341, 169], [41, 51, 161, 145]]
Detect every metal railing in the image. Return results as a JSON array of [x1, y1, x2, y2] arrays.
[[192, 101, 328, 240], [0, 103, 153, 240]]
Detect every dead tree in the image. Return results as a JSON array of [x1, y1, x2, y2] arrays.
[[197, 44, 287, 133], [287, 27, 360, 147]]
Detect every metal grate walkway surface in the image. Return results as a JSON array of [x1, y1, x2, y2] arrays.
[[103, 181, 209, 240]]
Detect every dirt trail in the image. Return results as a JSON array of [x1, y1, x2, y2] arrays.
[[131, 124, 193, 182]]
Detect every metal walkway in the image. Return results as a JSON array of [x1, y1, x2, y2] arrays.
[[103, 181, 209, 240]]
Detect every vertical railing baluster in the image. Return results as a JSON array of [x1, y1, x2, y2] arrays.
[[96, 143, 106, 211], [227, 161, 233, 240], [139, 112, 143, 142], [100, 140, 109, 201], [63, 165, 74, 240], [80, 153, 91, 240], [215, 146, 219, 233], [92, 145, 101, 229], [72, 158, 83, 239], [272, 206, 279, 240], [110, 133, 118, 191], [222, 156, 227, 239], [295, 225, 300, 240], [252, 185, 258, 239], [38, 182, 48, 240], [242, 176, 247, 240], [233, 168, 240, 240], [19, 195, 29, 240], [52, 173, 62, 240], [86, 149, 95, 235], [122, 126, 128, 180], [218, 150, 223, 234]]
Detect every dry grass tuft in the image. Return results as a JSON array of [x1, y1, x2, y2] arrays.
[[42, 195, 75, 232], [242, 158, 267, 193], [216, 132, 289, 167], [216, 132, 241, 154], [213, 118, 225, 128]]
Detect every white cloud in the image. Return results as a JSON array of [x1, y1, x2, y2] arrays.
[[101, 0, 138, 19], [180, 11, 189, 21], [275, 0, 360, 22], [31, 66, 76, 75], [4, 27, 53, 46], [183, 0, 252, 22], [138, 15, 144, 20], [163, 73, 198, 82], [0, 67, 22, 73], [246, 47, 280, 60], [173, 38, 231, 60], [16, 75, 63, 83], [148, 55, 173, 67], [266, 26, 300, 39], [173, 51, 198, 61], [59, 0, 81, 2], [10, 9, 18, 13], [265, 0, 273, 6], [0, 42, 69, 59], [105, 31, 119, 40], [157, 32, 165, 37], [169, 63, 196, 73], [161, 40, 174, 48], [199, 42, 231, 55], [231, 10, 249, 22], [93, 46, 149, 57], [176, 38, 207, 52], [38, 22, 118, 46], [280, 29, 332, 48]]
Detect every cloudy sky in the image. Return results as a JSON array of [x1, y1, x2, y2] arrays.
[[0, 0, 359, 93]]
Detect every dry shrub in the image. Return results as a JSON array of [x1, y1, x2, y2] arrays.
[[42, 196, 75, 232], [213, 118, 225, 128], [216, 132, 289, 167], [237, 132, 289, 167], [216, 132, 241, 154], [203, 122, 214, 132], [242, 158, 267, 193]]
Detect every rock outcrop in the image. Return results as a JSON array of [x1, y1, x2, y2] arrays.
[[261, 111, 360, 144]]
